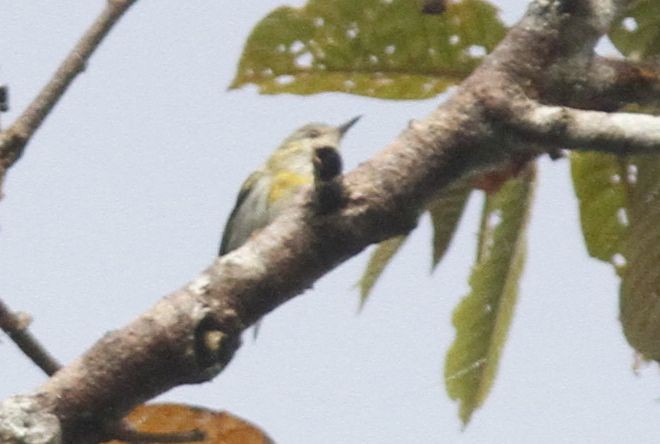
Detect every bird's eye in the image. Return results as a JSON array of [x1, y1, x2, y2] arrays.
[[307, 129, 321, 138]]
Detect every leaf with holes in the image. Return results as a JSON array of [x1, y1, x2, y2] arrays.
[[230, 0, 506, 100], [570, 152, 631, 270], [357, 235, 408, 308], [609, 0, 660, 59], [445, 167, 535, 425], [620, 157, 660, 360], [429, 179, 472, 270], [589, 14, 660, 359], [571, 118, 660, 357]]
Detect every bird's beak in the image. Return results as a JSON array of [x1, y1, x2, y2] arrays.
[[337, 115, 361, 137]]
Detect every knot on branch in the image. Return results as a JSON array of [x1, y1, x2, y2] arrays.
[[193, 314, 241, 379], [0, 130, 29, 169], [0, 395, 61, 444]]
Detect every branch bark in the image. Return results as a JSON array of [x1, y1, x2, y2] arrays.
[[537, 56, 660, 111], [500, 101, 660, 153], [0, 299, 61, 376], [584, 57, 660, 109], [3, 0, 659, 442]]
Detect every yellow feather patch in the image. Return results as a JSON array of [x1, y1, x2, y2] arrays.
[[268, 172, 312, 204]]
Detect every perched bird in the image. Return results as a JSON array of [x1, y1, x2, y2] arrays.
[[219, 116, 360, 256], [218, 117, 360, 337]]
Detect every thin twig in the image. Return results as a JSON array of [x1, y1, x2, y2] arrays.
[[0, 0, 137, 190], [0, 298, 61, 376]]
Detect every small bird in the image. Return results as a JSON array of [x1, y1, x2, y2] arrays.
[[219, 116, 360, 256], [219, 117, 360, 337]]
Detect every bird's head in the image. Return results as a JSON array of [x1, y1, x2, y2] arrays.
[[278, 116, 361, 153], [267, 116, 360, 175]]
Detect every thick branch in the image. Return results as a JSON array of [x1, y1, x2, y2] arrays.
[[587, 57, 660, 108], [5, 0, 658, 442], [542, 57, 660, 111], [37, 87, 501, 444], [0, 0, 137, 190]]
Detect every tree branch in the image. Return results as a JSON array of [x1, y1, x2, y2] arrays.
[[3, 0, 658, 442], [500, 101, 660, 154], [586, 57, 660, 109], [0, 0, 137, 194], [0, 298, 61, 376], [542, 57, 660, 111]]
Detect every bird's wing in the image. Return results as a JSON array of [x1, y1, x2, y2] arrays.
[[219, 171, 263, 255]]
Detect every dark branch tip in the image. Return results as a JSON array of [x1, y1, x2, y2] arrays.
[[547, 148, 564, 160], [312, 146, 345, 215], [313, 146, 343, 182], [0, 85, 8, 113]]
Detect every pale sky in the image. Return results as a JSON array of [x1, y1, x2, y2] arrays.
[[1, 1, 659, 443]]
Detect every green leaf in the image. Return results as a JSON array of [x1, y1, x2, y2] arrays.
[[357, 235, 408, 308], [571, 112, 660, 359], [608, 0, 660, 360], [357, 179, 472, 306], [570, 152, 631, 268], [231, 0, 506, 100], [609, 0, 660, 59], [620, 157, 660, 360], [445, 167, 535, 425], [428, 180, 472, 270]]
